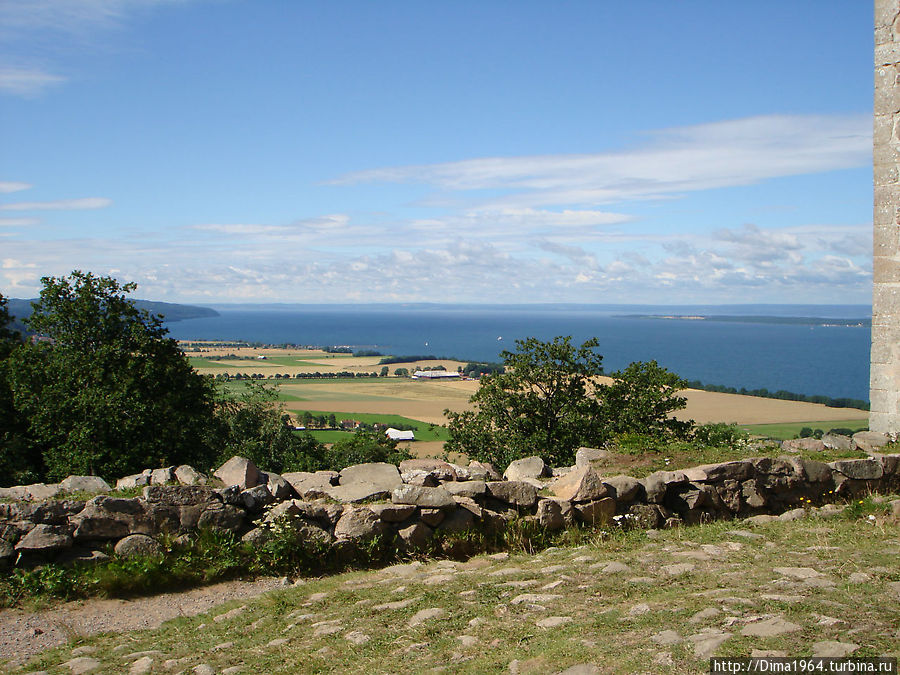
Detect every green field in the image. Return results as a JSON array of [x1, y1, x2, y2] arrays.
[[742, 419, 868, 440], [295, 410, 449, 443]]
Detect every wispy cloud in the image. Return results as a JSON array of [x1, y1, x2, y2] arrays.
[[0, 197, 112, 211], [0, 66, 66, 97], [333, 114, 870, 210], [0, 182, 32, 194], [0, 217, 40, 226]]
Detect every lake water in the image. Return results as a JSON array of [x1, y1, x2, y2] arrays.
[[164, 304, 872, 402]]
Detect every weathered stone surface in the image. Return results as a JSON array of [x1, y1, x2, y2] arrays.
[[62, 656, 103, 674], [174, 465, 206, 486], [453, 495, 483, 518], [14, 523, 73, 552], [214, 456, 261, 490], [325, 483, 391, 503], [368, 503, 416, 522], [292, 520, 333, 548], [0, 486, 29, 500], [72, 496, 151, 539], [117, 473, 150, 491], [602, 475, 642, 503], [740, 617, 802, 637], [467, 461, 500, 481], [830, 459, 884, 480], [392, 484, 455, 508], [626, 503, 666, 529], [811, 641, 860, 657], [536, 498, 570, 531], [261, 472, 294, 500], [575, 447, 610, 467], [741, 480, 767, 509], [548, 465, 608, 503], [781, 438, 825, 453], [399, 459, 457, 481], [397, 521, 433, 549], [400, 470, 438, 487], [150, 467, 175, 485], [240, 484, 274, 511], [60, 476, 112, 494], [574, 498, 615, 525], [419, 508, 445, 527], [196, 503, 246, 531], [682, 461, 752, 483], [25, 483, 62, 501], [437, 506, 475, 533], [114, 534, 162, 558], [851, 431, 891, 453], [142, 485, 218, 506], [789, 457, 833, 483], [822, 434, 853, 451], [333, 507, 387, 540], [442, 480, 487, 498], [282, 471, 337, 498], [503, 456, 547, 482], [486, 481, 539, 508], [339, 463, 402, 491], [641, 470, 687, 503]]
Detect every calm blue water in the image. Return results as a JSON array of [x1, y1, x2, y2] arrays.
[[164, 304, 872, 402]]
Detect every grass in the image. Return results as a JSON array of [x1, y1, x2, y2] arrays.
[[9, 496, 899, 674], [295, 411, 449, 442], [742, 419, 869, 440]]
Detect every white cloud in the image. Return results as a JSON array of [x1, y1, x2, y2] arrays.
[[333, 114, 870, 210], [0, 182, 31, 194], [0, 66, 65, 97], [0, 197, 112, 211], [0, 217, 40, 226]]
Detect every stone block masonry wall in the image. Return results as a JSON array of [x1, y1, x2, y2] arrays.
[[0, 444, 898, 569], [873, 0, 900, 434]]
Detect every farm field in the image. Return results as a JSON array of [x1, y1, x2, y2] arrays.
[[187, 345, 869, 444]]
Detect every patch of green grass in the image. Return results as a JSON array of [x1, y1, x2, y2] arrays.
[[295, 411, 449, 442], [742, 419, 868, 440]]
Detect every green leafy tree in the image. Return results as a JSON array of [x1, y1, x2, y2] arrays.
[[323, 429, 411, 470], [445, 336, 692, 470], [216, 380, 325, 473], [0, 293, 36, 485], [444, 336, 607, 469], [600, 361, 691, 439], [6, 271, 220, 481]]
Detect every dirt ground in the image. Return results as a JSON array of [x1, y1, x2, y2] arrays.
[[0, 577, 289, 667]]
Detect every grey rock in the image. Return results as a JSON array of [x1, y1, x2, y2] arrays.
[[26, 483, 62, 501], [399, 459, 457, 481], [467, 461, 501, 481], [601, 475, 642, 503], [811, 641, 860, 657], [418, 507, 445, 527], [486, 481, 538, 508], [548, 465, 608, 503], [62, 657, 103, 674], [503, 456, 547, 482], [398, 521, 433, 550], [437, 506, 475, 533], [741, 617, 802, 637], [536, 498, 571, 531], [240, 484, 275, 511], [59, 475, 111, 494], [744, 514, 778, 525], [150, 467, 175, 485], [72, 496, 151, 539], [196, 502, 246, 531], [641, 470, 687, 503], [263, 471, 295, 500], [683, 461, 753, 483], [574, 498, 615, 525], [282, 471, 337, 498], [368, 503, 417, 522], [333, 507, 387, 540], [214, 456, 261, 489], [114, 534, 161, 558], [392, 484, 455, 508], [778, 508, 807, 522], [339, 462, 402, 491], [142, 485, 218, 506], [822, 433, 853, 451], [14, 524, 73, 552], [782, 438, 825, 453], [407, 607, 446, 627], [830, 459, 884, 480], [851, 431, 891, 453], [575, 447, 610, 467], [790, 457, 833, 483], [689, 631, 731, 658], [442, 480, 487, 498], [651, 630, 682, 645], [555, 665, 600, 675], [174, 464, 206, 486], [0, 486, 29, 500], [116, 474, 150, 491], [325, 482, 392, 503]]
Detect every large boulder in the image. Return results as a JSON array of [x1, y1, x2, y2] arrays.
[[71, 496, 151, 540], [575, 447, 610, 468], [282, 471, 337, 498], [548, 465, 608, 503], [503, 456, 548, 482], [214, 456, 261, 490], [116, 472, 151, 491], [536, 498, 573, 531], [830, 459, 884, 481], [175, 465, 207, 486], [114, 534, 162, 558], [339, 463, 402, 491], [781, 438, 825, 453], [485, 481, 539, 508], [150, 467, 176, 485], [325, 483, 392, 503], [142, 485, 219, 506], [60, 475, 111, 494], [333, 507, 387, 540], [14, 524, 73, 553], [399, 459, 457, 482], [391, 484, 455, 508], [442, 480, 487, 498], [263, 472, 295, 500], [852, 431, 891, 453], [602, 475, 642, 503], [682, 461, 753, 483], [574, 498, 615, 525]]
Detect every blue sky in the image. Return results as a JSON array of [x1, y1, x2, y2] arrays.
[[0, 1, 875, 305]]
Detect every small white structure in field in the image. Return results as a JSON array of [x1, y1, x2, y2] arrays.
[[412, 370, 460, 379], [385, 428, 415, 441]]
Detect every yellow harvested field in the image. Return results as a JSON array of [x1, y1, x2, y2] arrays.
[[679, 389, 867, 425]]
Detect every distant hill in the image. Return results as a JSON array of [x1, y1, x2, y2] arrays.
[[5, 298, 219, 336]]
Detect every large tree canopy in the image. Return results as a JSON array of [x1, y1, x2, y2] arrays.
[[444, 336, 691, 470], [4, 271, 220, 481]]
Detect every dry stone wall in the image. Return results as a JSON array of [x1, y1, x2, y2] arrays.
[[1, 433, 898, 569]]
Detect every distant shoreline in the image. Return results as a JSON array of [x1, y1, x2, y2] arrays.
[[622, 314, 871, 328]]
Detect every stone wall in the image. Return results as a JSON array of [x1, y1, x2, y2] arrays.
[[1, 438, 898, 569], [872, 0, 900, 434]]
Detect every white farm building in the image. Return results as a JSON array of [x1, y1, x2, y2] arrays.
[[385, 428, 415, 441], [411, 370, 460, 379]]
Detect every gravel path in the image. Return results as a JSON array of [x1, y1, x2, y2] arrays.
[[0, 576, 288, 667]]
